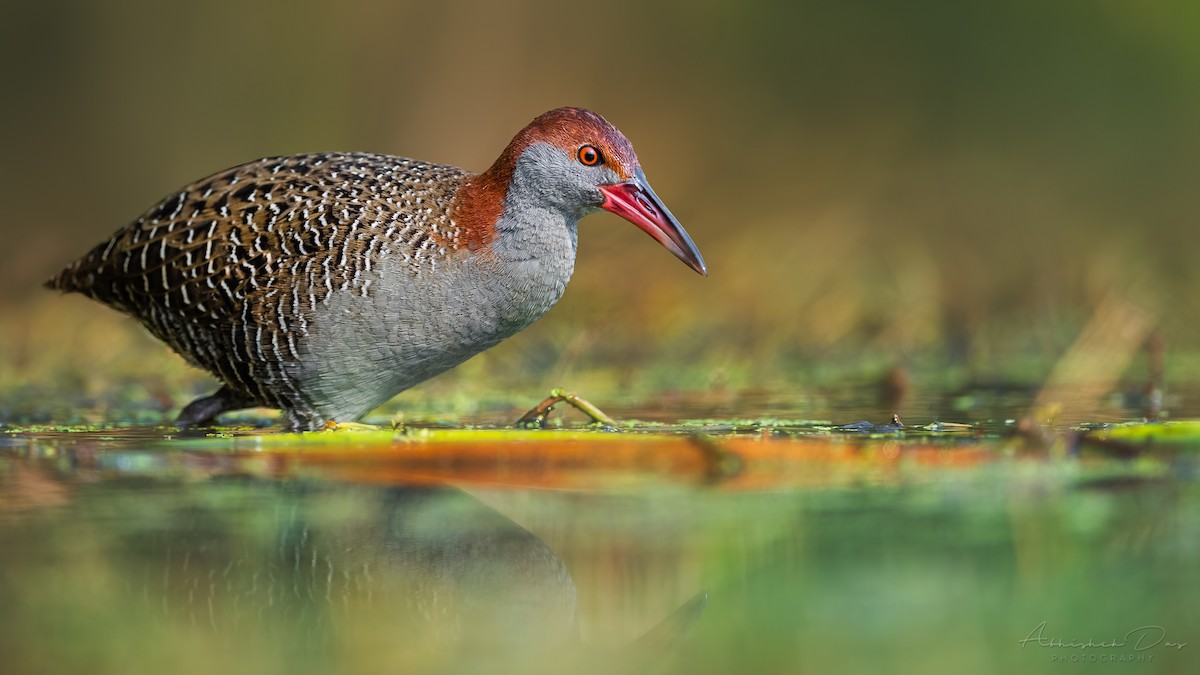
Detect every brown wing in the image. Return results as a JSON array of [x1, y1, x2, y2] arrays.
[[47, 152, 467, 405]]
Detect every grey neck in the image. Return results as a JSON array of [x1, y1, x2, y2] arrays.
[[488, 145, 588, 302]]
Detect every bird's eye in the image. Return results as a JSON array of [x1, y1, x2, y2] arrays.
[[577, 145, 602, 166]]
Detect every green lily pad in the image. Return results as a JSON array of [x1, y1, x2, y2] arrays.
[[1085, 420, 1200, 449]]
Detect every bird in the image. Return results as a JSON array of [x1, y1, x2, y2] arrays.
[[45, 107, 706, 431]]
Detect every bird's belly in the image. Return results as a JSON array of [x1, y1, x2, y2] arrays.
[[292, 253, 569, 421]]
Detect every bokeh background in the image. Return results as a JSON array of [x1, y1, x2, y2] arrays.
[[2, 0, 1198, 421]]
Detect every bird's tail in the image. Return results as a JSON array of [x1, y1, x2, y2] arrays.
[[43, 264, 82, 293]]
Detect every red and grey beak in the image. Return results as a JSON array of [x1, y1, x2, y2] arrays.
[[598, 168, 707, 276]]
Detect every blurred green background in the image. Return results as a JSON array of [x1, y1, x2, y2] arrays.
[[2, 0, 1199, 414]]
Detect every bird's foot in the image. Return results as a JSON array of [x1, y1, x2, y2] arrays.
[[176, 386, 251, 428], [515, 388, 619, 429]]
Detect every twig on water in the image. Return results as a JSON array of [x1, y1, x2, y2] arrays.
[[516, 388, 619, 428]]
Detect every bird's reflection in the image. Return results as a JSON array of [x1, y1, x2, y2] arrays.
[[111, 480, 567, 667], [100, 477, 700, 673]]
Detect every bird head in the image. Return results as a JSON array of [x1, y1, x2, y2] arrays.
[[473, 107, 706, 276]]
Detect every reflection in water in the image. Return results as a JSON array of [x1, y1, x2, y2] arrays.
[[0, 466, 699, 675], [4, 439, 1197, 675], [140, 481, 578, 668]]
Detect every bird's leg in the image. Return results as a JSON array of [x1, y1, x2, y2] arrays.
[[515, 388, 619, 428], [175, 386, 251, 427]]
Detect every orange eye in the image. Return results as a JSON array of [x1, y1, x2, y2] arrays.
[[577, 144, 602, 166]]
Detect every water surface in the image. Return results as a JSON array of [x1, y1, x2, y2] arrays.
[[1, 395, 1197, 674]]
